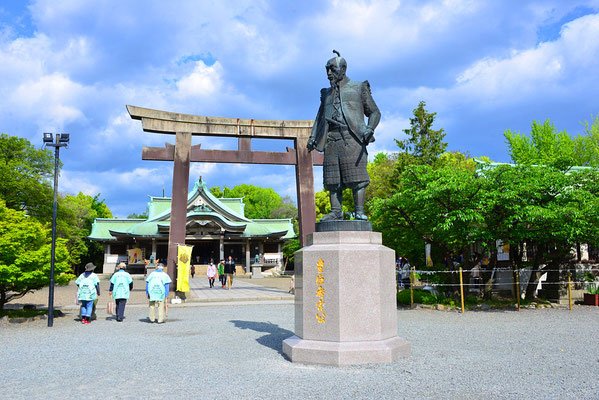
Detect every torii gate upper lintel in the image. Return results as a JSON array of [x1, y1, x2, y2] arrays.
[[127, 105, 323, 284]]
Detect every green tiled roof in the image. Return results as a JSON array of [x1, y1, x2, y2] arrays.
[[219, 198, 245, 216], [89, 218, 145, 240], [147, 197, 171, 219], [89, 178, 294, 241]]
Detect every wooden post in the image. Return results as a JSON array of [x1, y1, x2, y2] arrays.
[[295, 136, 316, 246], [515, 268, 521, 311], [459, 267, 465, 313], [567, 272, 572, 311], [167, 132, 191, 290], [409, 267, 414, 307]]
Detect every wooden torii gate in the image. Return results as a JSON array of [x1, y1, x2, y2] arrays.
[[127, 105, 323, 284]]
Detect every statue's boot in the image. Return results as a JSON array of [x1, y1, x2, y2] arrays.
[[320, 189, 343, 221], [353, 187, 368, 221], [321, 211, 342, 221]]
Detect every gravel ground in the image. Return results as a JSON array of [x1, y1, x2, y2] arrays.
[[1, 304, 597, 400]]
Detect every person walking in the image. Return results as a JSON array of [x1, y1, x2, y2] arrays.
[[109, 262, 133, 322], [217, 259, 226, 288], [224, 256, 236, 290], [145, 263, 172, 323], [190, 264, 196, 279], [207, 259, 217, 288], [76, 262, 100, 325]]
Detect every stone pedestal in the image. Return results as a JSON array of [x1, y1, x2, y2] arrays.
[[251, 263, 264, 279], [282, 231, 410, 366]]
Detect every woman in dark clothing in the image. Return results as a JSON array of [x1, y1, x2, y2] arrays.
[[224, 256, 236, 290]]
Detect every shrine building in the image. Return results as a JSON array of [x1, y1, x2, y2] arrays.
[[89, 178, 295, 274]]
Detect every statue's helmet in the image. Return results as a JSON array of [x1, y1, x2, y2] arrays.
[[326, 49, 347, 71]]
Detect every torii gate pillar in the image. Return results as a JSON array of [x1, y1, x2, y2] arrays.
[[167, 132, 191, 280]]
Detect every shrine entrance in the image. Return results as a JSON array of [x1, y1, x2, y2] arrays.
[[127, 105, 323, 286]]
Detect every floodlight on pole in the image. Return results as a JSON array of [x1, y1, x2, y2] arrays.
[[43, 133, 69, 327]]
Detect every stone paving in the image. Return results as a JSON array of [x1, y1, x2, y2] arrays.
[[6, 274, 294, 311], [187, 275, 294, 302]]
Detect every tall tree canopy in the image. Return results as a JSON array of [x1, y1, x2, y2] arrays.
[[365, 104, 599, 302], [396, 101, 447, 166], [370, 162, 483, 266], [210, 184, 286, 219], [0, 133, 54, 220], [58, 193, 113, 268], [504, 118, 599, 168]]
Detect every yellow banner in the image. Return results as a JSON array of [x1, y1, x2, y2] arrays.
[[425, 243, 433, 267], [177, 245, 193, 292]]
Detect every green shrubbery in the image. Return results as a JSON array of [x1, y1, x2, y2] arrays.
[[397, 289, 441, 305]]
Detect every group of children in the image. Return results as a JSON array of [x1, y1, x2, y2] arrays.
[[194, 257, 237, 289]]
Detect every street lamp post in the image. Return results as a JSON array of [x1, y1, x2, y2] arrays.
[[43, 132, 69, 327]]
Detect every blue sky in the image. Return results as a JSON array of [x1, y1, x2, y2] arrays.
[[1, 0, 598, 217]]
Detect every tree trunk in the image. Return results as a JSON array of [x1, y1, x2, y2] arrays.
[[525, 249, 544, 301], [0, 289, 6, 310]]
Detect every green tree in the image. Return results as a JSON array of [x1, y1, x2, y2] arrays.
[[369, 163, 484, 267], [314, 189, 354, 220], [58, 193, 112, 268], [314, 190, 330, 221], [396, 101, 447, 166], [127, 212, 148, 219], [0, 200, 74, 309], [282, 238, 301, 270], [581, 116, 599, 167], [481, 164, 599, 299], [210, 184, 283, 219], [366, 152, 397, 201], [270, 196, 297, 219], [504, 118, 599, 168], [0, 134, 54, 220]]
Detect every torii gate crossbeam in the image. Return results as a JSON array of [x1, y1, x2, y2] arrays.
[[127, 105, 323, 285]]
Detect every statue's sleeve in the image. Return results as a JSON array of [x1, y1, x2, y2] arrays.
[[309, 88, 328, 151], [361, 81, 381, 130]]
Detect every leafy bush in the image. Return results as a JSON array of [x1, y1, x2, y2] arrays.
[[587, 282, 599, 295], [465, 294, 479, 305], [397, 289, 440, 305]]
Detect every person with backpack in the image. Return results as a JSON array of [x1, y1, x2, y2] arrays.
[[76, 262, 100, 325], [145, 263, 172, 323], [109, 262, 133, 322]]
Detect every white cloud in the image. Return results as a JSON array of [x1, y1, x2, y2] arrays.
[[9, 73, 88, 128], [60, 170, 102, 196], [453, 14, 599, 105], [2, 1, 598, 217], [304, 0, 481, 64], [190, 162, 217, 180], [175, 61, 224, 99], [370, 114, 410, 154], [115, 167, 170, 186]]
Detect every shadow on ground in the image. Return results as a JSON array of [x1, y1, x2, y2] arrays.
[[230, 320, 294, 356]]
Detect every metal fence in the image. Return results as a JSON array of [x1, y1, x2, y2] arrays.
[[398, 267, 599, 312]]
